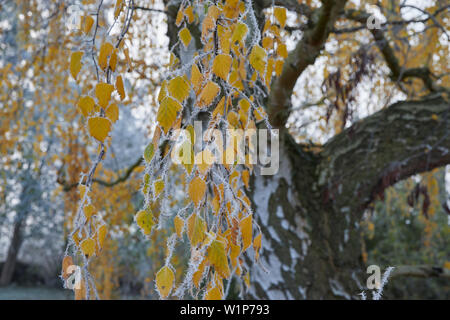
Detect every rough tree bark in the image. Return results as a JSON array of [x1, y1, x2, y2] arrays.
[[0, 218, 24, 286], [249, 96, 450, 299], [0, 181, 32, 286]]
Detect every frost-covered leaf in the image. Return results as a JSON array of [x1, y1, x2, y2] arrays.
[[157, 97, 182, 133], [187, 213, 206, 247], [198, 81, 220, 107], [249, 45, 267, 74], [95, 83, 115, 108], [99, 42, 114, 70], [88, 117, 112, 142], [135, 209, 155, 235], [178, 27, 192, 49], [174, 215, 184, 238], [80, 238, 95, 258], [105, 103, 119, 123], [240, 214, 252, 251], [115, 75, 126, 101], [188, 176, 206, 207], [168, 76, 190, 102], [77, 96, 95, 117], [70, 51, 83, 80], [207, 237, 230, 278], [212, 54, 232, 80], [273, 7, 287, 28], [155, 266, 175, 298]]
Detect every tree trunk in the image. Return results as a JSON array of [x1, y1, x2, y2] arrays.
[[247, 133, 364, 299], [0, 218, 24, 286]]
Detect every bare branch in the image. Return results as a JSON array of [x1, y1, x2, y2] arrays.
[[344, 9, 449, 93], [391, 265, 450, 280], [133, 6, 168, 15], [319, 94, 450, 214], [267, 0, 348, 129], [60, 157, 143, 191]]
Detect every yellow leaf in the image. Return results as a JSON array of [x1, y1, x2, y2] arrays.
[[212, 96, 226, 118], [242, 170, 250, 189], [187, 213, 207, 247], [83, 204, 96, 220], [72, 229, 85, 246], [254, 106, 267, 122], [80, 238, 95, 258], [184, 5, 195, 23], [106, 103, 119, 123], [144, 143, 154, 163], [157, 97, 182, 133], [174, 215, 184, 238], [135, 209, 155, 235], [158, 80, 168, 103], [262, 36, 273, 50], [95, 83, 115, 108], [154, 179, 164, 197], [92, 118, 117, 145], [207, 5, 221, 20], [277, 43, 288, 59], [244, 271, 250, 288], [205, 286, 222, 300], [249, 45, 267, 74], [265, 58, 274, 87], [444, 261, 450, 270], [188, 176, 206, 207], [155, 266, 175, 299], [212, 54, 232, 80], [198, 81, 220, 107], [231, 22, 248, 44], [207, 238, 230, 278], [114, 0, 124, 18], [274, 6, 287, 28], [227, 110, 239, 127], [124, 47, 132, 71], [84, 15, 94, 34], [97, 224, 107, 250], [77, 96, 95, 117], [70, 51, 83, 80], [191, 64, 203, 93], [109, 49, 118, 72], [175, 6, 184, 26], [178, 27, 192, 49], [178, 140, 194, 173], [201, 15, 215, 41], [168, 76, 190, 102], [230, 243, 240, 268], [115, 75, 126, 101], [218, 26, 232, 54], [274, 59, 284, 76], [193, 259, 206, 288], [88, 117, 111, 142], [240, 214, 252, 251], [98, 42, 114, 70]]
